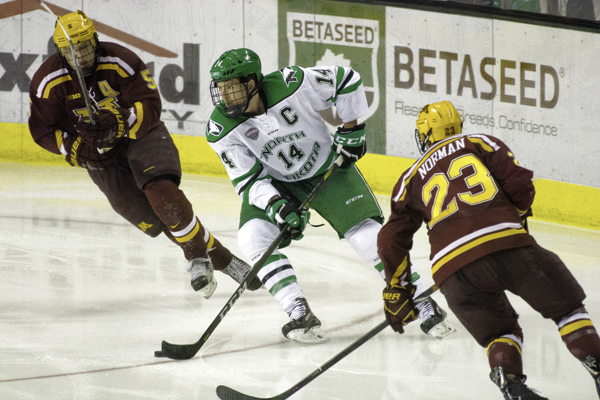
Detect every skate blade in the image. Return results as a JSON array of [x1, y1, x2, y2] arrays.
[[429, 320, 457, 339], [288, 326, 330, 344], [198, 280, 218, 299]]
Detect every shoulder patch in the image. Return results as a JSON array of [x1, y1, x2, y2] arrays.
[[263, 66, 304, 107], [206, 119, 224, 137], [205, 109, 246, 143], [279, 66, 299, 88]]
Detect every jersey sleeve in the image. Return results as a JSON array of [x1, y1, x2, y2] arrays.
[[207, 118, 280, 209], [377, 176, 423, 287], [468, 135, 535, 213], [303, 66, 368, 123], [28, 58, 72, 156], [103, 44, 162, 140]]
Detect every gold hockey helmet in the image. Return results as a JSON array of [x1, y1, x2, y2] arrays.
[[53, 11, 100, 76], [415, 101, 463, 154]]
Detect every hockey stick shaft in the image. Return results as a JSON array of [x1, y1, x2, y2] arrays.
[[37, 0, 96, 126], [216, 284, 439, 400], [158, 155, 345, 360]]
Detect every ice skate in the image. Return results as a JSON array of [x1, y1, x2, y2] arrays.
[[282, 298, 329, 344], [221, 255, 263, 291], [581, 355, 600, 398], [188, 257, 217, 299], [490, 367, 549, 400], [416, 297, 457, 339]]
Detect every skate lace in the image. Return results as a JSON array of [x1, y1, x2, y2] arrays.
[[416, 299, 435, 321], [223, 256, 251, 283], [187, 257, 211, 279], [288, 299, 307, 321]]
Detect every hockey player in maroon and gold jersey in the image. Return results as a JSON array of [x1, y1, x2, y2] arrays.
[[28, 11, 261, 297], [377, 100, 600, 399]]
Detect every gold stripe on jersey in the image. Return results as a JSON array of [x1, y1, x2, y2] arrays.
[[389, 255, 410, 287], [560, 319, 594, 336], [96, 63, 131, 78], [432, 227, 527, 275], [467, 137, 494, 152], [43, 75, 73, 99], [128, 102, 143, 139], [54, 129, 63, 153]]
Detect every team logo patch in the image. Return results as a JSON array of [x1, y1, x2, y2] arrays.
[[206, 119, 223, 136], [280, 67, 298, 88], [245, 127, 259, 140]]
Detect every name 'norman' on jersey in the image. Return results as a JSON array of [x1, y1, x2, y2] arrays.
[[205, 65, 368, 208], [378, 133, 537, 286]]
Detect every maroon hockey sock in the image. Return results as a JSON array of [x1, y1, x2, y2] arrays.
[[488, 341, 523, 376], [562, 324, 600, 363], [145, 178, 208, 260]]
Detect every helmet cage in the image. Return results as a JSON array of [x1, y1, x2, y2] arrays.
[[55, 33, 100, 77], [210, 77, 253, 118], [210, 48, 263, 118], [53, 11, 100, 77], [414, 101, 462, 154]]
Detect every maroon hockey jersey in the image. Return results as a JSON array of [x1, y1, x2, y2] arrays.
[[28, 42, 161, 156], [378, 134, 537, 287]]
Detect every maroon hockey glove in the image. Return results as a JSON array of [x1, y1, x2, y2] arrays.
[[383, 283, 418, 334], [76, 107, 129, 149], [64, 136, 116, 171]]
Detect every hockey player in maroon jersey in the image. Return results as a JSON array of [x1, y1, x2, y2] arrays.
[[28, 11, 261, 297], [377, 100, 600, 399]]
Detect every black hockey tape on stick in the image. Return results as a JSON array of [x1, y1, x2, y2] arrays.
[[218, 286, 439, 399], [215, 284, 439, 400], [37, 1, 96, 127], [156, 154, 345, 360]]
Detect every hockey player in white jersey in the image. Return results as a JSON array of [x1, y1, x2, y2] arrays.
[[205, 48, 455, 343]]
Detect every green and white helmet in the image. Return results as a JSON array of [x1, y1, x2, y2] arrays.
[[209, 48, 263, 118]]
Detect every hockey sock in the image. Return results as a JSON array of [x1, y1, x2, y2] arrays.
[[487, 335, 524, 376], [556, 307, 600, 362], [145, 178, 208, 261]]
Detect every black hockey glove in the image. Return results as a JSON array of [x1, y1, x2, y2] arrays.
[[383, 283, 418, 334], [266, 196, 310, 247], [76, 107, 129, 150], [64, 136, 116, 171], [333, 123, 366, 169]]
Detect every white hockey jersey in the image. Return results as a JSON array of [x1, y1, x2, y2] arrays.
[[206, 65, 368, 210]]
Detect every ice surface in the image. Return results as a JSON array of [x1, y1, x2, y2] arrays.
[[1, 162, 599, 399]]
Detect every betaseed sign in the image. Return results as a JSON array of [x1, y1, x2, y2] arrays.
[[385, 8, 599, 187]]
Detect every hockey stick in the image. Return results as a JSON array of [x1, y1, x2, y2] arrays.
[[216, 285, 439, 400], [155, 154, 345, 360], [37, 1, 97, 126]]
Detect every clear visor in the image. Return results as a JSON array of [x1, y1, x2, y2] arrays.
[[60, 39, 96, 70]]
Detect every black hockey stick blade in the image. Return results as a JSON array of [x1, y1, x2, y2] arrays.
[[157, 155, 344, 360], [216, 285, 438, 400]]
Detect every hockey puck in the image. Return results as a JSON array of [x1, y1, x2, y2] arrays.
[[154, 350, 165, 358]]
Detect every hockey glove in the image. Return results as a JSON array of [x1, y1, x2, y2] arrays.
[[383, 283, 418, 334], [64, 136, 116, 171], [333, 123, 366, 169], [266, 196, 310, 245], [76, 107, 129, 150]]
